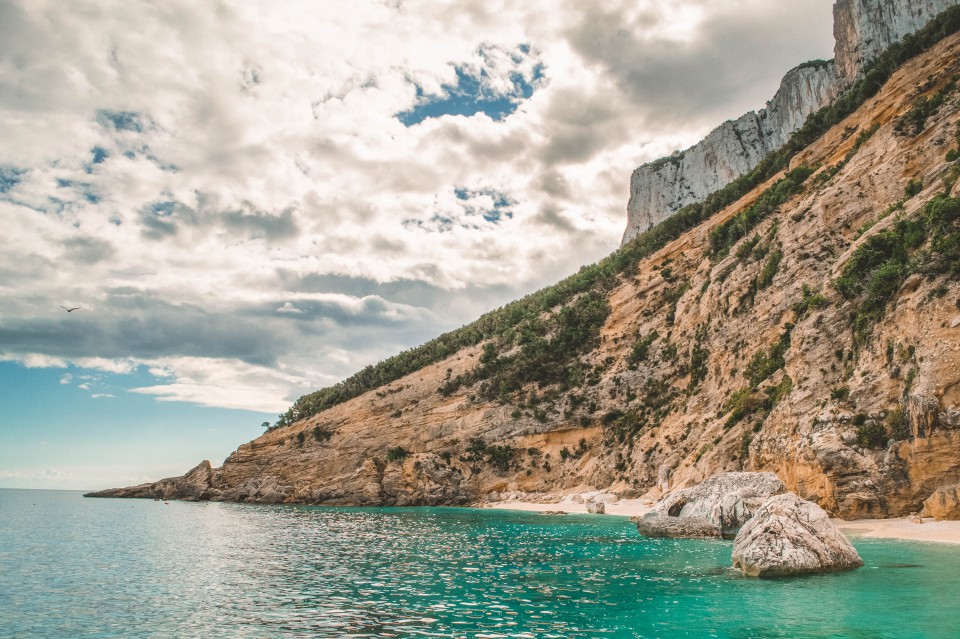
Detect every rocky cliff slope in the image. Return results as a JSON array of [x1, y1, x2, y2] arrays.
[[623, 62, 840, 243], [90, 20, 960, 520], [622, 0, 959, 244], [834, 0, 960, 81]]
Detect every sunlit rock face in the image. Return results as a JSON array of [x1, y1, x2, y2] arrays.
[[731, 493, 863, 577], [621, 0, 959, 245]]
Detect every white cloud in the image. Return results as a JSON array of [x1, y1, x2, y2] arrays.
[[129, 356, 309, 413], [0, 0, 836, 414]]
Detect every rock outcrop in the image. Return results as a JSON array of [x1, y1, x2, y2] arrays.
[[585, 499, 606, 514], [635, 472, 785, 539], [922, 485, 960, 520], [622, 0, 959, 244], [85, 460, 220, 501], [732, 493, 864, 577], [90, 27, 960, 517]]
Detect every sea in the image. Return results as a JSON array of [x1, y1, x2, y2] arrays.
[[1, 489, 958, 638]]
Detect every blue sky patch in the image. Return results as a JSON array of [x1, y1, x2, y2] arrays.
[[402, 214, 455, 233], [96, 109, 145, 133], [455, 186, 516, 223], [404, 187, 516, 232], [0, 166, 26, 193], [91, 146, 109, 164], [397, 44, 544, 126], [56, 178, 102, 205], [148, 200, 177, 217]]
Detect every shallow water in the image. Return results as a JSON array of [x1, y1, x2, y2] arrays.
[[1, 489, 958, 638]]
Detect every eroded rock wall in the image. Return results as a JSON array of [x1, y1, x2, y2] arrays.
[[92, 33, 960, 520], [622, 0, 959, 244], [623, 63, 840, 243], [834, 0, 960, 81]]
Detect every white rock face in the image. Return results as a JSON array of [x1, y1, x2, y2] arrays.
[[732, 493, 864, 577], [622, 63, 840, 243], [635, 471, 785, 539], [834, 0, 960, 81], [621, 0, 959, 244]]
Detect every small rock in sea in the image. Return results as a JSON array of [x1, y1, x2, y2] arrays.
[[586, 500, 606, 514], [732, 492, 863, 577]]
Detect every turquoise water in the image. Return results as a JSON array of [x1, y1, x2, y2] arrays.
[[1, 490, 959, 638]]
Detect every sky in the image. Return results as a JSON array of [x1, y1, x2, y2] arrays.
[[0, 0, 836, 490]]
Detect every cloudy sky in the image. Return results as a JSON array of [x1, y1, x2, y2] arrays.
[[0, 0, 835, 490]]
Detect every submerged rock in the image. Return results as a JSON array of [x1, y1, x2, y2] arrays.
[[732, 493, 863, 577], [635, 472, 785, 539]]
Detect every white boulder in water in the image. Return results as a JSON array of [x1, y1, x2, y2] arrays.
[[732, 492, 863, 577]]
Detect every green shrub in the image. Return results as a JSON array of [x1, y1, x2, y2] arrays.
[[857, 421, 888, 449], [831, 386, 850, 401], [745, 331, 792, 387], [757, 248, 783, 289], [844, 123, 881, 163], [687, 324, 710, 392], [736, 235, 762, 260], [387, 447, 410, 462], [664, 283, 691, 326], [628, 331, 659, 365], [894, 81, 956, 136], [905, 178, 923, 198], [272, 7, 960, 429], [793, 284, 828, 318], [708, 167, 815, 258], [887, 406, 911, 439], [722, 376, 792, 430], [486, 445, 516, 474]]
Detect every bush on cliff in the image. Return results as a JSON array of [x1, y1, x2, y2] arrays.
[[272, 6, 960, 430]]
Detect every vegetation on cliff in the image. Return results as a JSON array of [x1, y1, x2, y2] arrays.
[[836, 193, 960, 345], [272, 5, 960, 431]]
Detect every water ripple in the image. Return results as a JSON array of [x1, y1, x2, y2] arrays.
[[1, 491, 959, 638]]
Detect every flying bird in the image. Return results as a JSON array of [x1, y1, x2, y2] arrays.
[[60, 305, 81, 312]]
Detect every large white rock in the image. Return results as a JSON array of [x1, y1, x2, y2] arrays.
[[732, 492, 864, 577], [635, 472, 785, 539]]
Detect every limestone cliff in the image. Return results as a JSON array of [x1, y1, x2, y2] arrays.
[[834, 0, 960, 81], [623, 62, 840, 243], [90, 30, 960, 519], [622, 0, 959, 244]]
